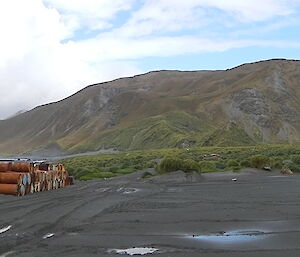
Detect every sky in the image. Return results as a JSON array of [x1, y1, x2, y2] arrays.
[[1, 0, 300, 119]]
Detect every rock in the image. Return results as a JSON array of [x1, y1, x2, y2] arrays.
[[263, 166, 272, 171], [203, 154, 223, 161], [280, 169, 293, 175]]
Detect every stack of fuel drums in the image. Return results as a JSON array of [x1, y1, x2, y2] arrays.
[[0, 161, 74, 196]]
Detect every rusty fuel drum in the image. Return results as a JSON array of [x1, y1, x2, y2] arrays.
[[11, 162, 34, 172], [0, 162, 12, 172], [0, 161, 73, 196], [0, 172, 23, 184], [0, 184, 25, 196]]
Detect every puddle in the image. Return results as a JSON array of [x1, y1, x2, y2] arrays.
[[109, 247, 159, 255], [185, 228, 300, 250], [123, 188, 140, 194], [42, 233, 55, 239], [189, 230, 269, 243], [0, 225, 12, 234]]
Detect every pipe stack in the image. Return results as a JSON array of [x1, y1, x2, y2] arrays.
[[0, 161, 74, 196]]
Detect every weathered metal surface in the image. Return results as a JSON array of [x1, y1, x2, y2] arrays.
[[0, 162, 11, 172], [11, 162, 34, 172], [0, 172, 22, 185], [0, 184, 25, 196], [0, 161, 73, 196]]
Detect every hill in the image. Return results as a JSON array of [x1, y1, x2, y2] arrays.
[[0, 59, 300, 155]]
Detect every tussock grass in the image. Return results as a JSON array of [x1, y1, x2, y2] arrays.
[[61, 145, 300, 180], [157, 157, 200, 173]]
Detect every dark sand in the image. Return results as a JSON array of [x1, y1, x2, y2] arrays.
[[1, 169, 300, 257]]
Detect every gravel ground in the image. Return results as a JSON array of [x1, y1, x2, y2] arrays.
[[0, 169, 300, 257]]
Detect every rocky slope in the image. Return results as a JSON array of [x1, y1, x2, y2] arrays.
[[0, 59, 300, 155]]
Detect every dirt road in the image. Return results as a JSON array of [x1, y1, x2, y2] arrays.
[[1, 169, 300, 257]]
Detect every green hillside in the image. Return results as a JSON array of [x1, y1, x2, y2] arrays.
[[0, 59, 300, 155]]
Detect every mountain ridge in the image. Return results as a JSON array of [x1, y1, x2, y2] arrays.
[[1, 58, 300, 155]]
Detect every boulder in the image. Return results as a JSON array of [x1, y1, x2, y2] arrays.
[[280, 169, 293, 175]]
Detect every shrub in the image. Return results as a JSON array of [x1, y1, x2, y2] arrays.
[[66, 166, 75, 175], [73, 167, 91, 179], [181, 159, 201, 172], [133, 164, 143, 170], [108, 166, 121, 173], [215, 161, 226, 170], [120, 162, 130, 169], [283, 162, 300, 173], [145, 160, 156, 168], [141, 171, 154, 179], [271, 160, 283, 169], [226, 159, 239, 167], [250, 155, 270, 169], [61, 145, 300, 180], [158, 157, 182, 173], [199, 161, 217, 173], [232, 166, 241, 172], [291, 155, 300, 164], [158, 157, 200, 173], [240, 159, 251, 168], [225, 159, 241, 172], [115, 168, 136, 174]]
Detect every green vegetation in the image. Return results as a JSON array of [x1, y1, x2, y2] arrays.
[[226, 159, 241, 172], [141, 171, 154, 179], [240, 159, 251, 167], [215, 161, 226, 170], [157, 157, 200, 173], [250, 155, 270, 169], [226, 159, 240, 167], [62, 148, 174, 180], [86, 111, 214, 152], [283, 162, 300, 173], [199, 161, 217, 173], [271, 159, 283, 169], [291, 155, 300, 164], [61, 145, 300, 180], [203, 122, 256, 147]]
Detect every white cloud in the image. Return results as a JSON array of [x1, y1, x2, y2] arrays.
[[44, 0, 136, 30], [200, 0, 295, 21], [0, 0, 141, 119], [68, 34, 300, 64], [112, 0, 299, 38], [0, 0, 299, 119]]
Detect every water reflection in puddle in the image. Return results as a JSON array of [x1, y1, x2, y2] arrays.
[[109, 247, 159, 255], [123, 188, 140, 194], [188, 230, 269, 243]]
